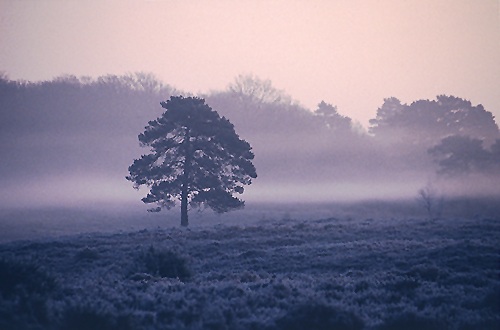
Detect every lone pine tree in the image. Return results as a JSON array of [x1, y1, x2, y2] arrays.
[[127, 96, 257, 226]]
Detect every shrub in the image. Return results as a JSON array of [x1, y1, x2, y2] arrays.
[[458, 318, 500, 330], [143, 246, 191, 281], [378, 311, 446, 330], [478, 286, 500, 311], [0, 258, 56, 298], [58, 305, 133, 330], [0, 258, 56, 328], [388, 277, 420, 296], [275, 303, 364, 330], [74, 247, 99, 261], [406, 264, 443, 282]]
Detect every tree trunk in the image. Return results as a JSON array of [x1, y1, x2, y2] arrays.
[[180, 128, 191, 227], [181, 185, 188, 227]]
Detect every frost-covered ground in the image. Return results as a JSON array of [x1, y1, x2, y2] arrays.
[[0, 206, 499, 329]]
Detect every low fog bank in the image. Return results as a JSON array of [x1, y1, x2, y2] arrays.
[[1, 74, 499, 221], [1, 195, 499, 243], [2, 171, 498, 211]]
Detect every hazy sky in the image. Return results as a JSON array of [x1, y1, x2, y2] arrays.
[[1, 0, 499, 126]]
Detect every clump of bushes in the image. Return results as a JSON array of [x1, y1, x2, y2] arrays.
[[0, 258, 57, 328], [58, 305, 133, 330], [406, 263, 445, 282], [377, 311, 446, 330], [0, 258, 56, 298], [275, 303, 364, 330], [142, 246, 191, 281], [74, 247, 100, 261]]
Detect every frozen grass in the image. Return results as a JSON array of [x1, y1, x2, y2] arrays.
[[0, 213, 499, 329]]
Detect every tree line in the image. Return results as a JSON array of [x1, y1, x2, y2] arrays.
[[1, 72, 498, 219]]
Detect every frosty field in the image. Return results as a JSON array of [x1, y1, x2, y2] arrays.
[[0, 205, 498, 329]]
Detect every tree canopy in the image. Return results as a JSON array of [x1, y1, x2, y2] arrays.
[[429, 136, 500, 175], [369, 95, 499, 146], [314, 101, 352, 132], [127, 96, 257, 226]]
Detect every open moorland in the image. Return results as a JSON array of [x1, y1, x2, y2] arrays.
[[0, 204, 498, 329]]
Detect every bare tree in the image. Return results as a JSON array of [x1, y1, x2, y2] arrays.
[[228, 74, 292, 109], [417, 183, 444, 220]]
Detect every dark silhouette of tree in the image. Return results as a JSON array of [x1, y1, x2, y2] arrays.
[[369, 95, 499, 146], [126, 96, 257, 226], [369, 97, 406, 138], [428, 135, 499, 174], [315, 101, 352, 131], [417, 183, 443, 220]]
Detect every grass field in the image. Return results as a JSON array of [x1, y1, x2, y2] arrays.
[[0, 203, 499, 329]]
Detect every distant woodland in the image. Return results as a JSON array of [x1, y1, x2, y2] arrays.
[[1, 73, 499, 204]]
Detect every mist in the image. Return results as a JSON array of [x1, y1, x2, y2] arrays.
[[1, 74, 499, 215]]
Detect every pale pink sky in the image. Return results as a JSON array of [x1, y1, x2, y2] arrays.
[[1, 0, 499, 126]]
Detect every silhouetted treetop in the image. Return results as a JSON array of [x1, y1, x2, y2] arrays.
[[315, 101, 352, 131], [369, 97, 405, 134], [369, 95, 499, 146]]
